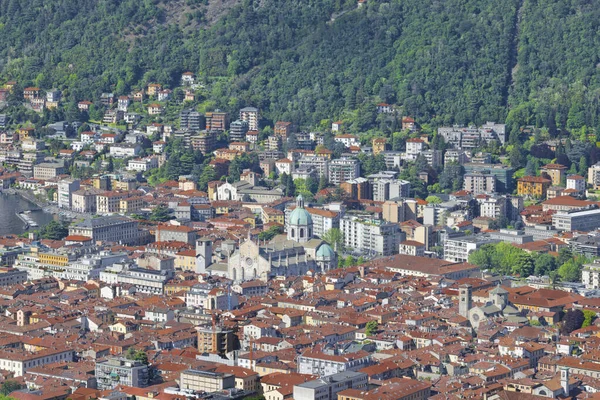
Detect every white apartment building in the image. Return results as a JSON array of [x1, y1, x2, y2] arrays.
[[0, 348, 75, 377], [582, 261, 600, 289], [329, 157, 360, 185], [463, 172, 496, 194], [334, 134, 359, 148], [299, 156, 329, 178], [297, 351, 371, 377], [477, 196, 507, 219], [239, 107, 259, 131], [127, 157, 158, 172], [58, 179, 80, 209], [567, 174, 586, 193], [340, 215, 404, 256], [443, 235, 498, 263]]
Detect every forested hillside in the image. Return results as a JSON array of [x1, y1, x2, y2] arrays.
[[0, 0, 599, 131]]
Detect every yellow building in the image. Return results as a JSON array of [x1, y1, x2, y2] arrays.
[[262, 207, 284, 225], [517, 176, 552, 198], [39, 253, 69, 267], [540, 163, 567, 186], [372, 138, 387, 156], [175, 249, 197, 272]]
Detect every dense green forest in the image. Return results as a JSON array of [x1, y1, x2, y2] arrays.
[[0, 0, 599, 131]]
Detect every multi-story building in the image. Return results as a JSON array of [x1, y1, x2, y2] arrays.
[[69, 216, 142, 244], [438, 122, 506, 149], [95, 358, 148, 390], [517, 176, 552, 198], [180, 369, 235, 392], [443, 235, 499, 263], [372, 138, 386, 155], [205, 110, 229, 132], [567, 174, 586, 193], [0, 347, 75, 377], [96, 191, 130, 214], [540, 163, 567, 186], [340, 214, 404, 256], [127, 157, 158, 172], [329, 157, 360, 185], [552, 207, 600, 232], [404, 138, 425, 161], [398, 240, 426, 257], [297, 350, 371, 376], [444, 150, 470, 165], [582, 261, 600, 289], [72, 189, 101, 213], [477, 195, 508, 219], [299, 156, 329, 178], [180, 109, 203, 131], [341, 178, 372, 200], [588, 162, 600, 189], [372, 179, 410, 201], [190, 131, 216, 154], [293, 371, 368, 400], [109, 143, 142, 158], [57, 179, 80, 209], [239, 107, 259, 131], [463, 172, 496, 194], [33, 162, 65, 179], [197, 326, 235, 355], [422, 149, 442, 168], [229, 120, 249, 142], [274, 121, 294, 139]]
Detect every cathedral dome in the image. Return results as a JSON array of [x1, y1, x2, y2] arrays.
[[316, 243, 335, 259], [289, 195, 312, 226]]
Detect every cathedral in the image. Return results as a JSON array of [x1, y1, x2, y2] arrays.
[[226, 195, 337, 282], [459, 284, 528, 329]]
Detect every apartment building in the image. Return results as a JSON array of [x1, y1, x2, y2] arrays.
[[329, 157, 360, 185], [294, 372, 368, 400], [229, 120, 249, 142], [180, 369, 235, 392], [299, 156, 329, 178], [96, 358, 148, 390], [69, 216, 141, 244], [297, 350, 371, 377], [33, 162, 65, 179], [0, 347, 75, 377], [443, 235, 498, 263], [57, 179, 80, 209], [340, 214, 404, 256], [463, 172, 496, 194], [239, 107, 259, 131]]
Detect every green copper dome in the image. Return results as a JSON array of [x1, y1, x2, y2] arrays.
[[316, 243, 335, 259], [289, 194, 312, 226]]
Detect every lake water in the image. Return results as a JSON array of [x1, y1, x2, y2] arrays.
[[0, 193, 56, 236]]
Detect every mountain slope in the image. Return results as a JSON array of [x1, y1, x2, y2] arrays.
[[0, 0, 598, 131]]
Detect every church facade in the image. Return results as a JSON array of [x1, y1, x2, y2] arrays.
[[226, 195, 337, 282]]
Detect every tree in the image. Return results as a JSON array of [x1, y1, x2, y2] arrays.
[[582, 310, 596, 328], [509, 146, 525, 169], [0, 380, 22, 395], [343, 255, 356, 268], [125, 348, 149, 365], [533, 253, 557, 276], [579, 155, 588, 176], [318, 174, 328, 191], [258, 225, 283, 241], [322, 228, 344, 252], [365, 320, 378, 336], [107, 156, 114, 173], [558, 259, 583, 282], [39, 220, 69, 240], [561, 309, 584, 335], [425, 195, 442, 204], [150, 204, 172, 222]]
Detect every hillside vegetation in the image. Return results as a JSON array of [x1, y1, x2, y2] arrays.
[[0, 0, 599, 132]]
